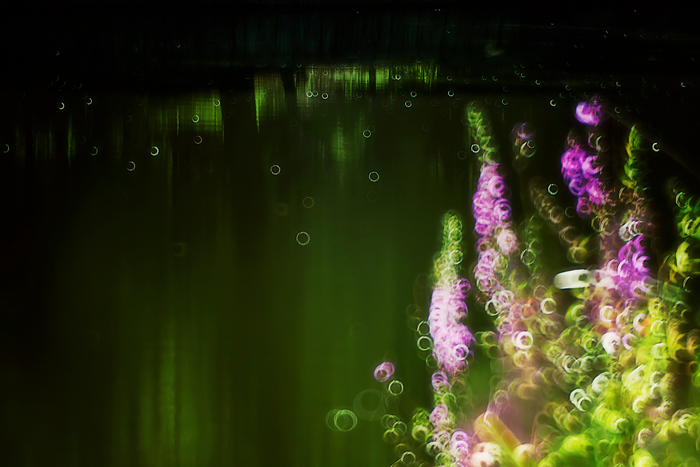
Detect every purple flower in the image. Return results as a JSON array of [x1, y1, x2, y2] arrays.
[[568, 176, 586, 197], [618, 242, 632, 262], [586, 179, 606, 205], [581, 155, 600, 178], [478, 249, 500, 268], [430, 404, 452, 430], [429, 281, 474, 376], [493, 200, 512, 222], [450, 437, 470, 461], [473, 192, 494, 212], [576, 101, 603, 126], [432, 370, 452, 393], [617, 260, 632, 279], [632, 235, 644, 252], [487, 176, 505, 198], [633, 251, 650, 274], [374, 362, 395, 382], [562, 147, 585, 175], [516, 123, 534, 141], [475, 219, 495, 237], [456, 277, 472, 297], [474, 264, 493, 281]]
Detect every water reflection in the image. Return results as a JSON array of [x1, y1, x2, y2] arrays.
[[2, 65, 469, 467], [1, 64, 692, 467]]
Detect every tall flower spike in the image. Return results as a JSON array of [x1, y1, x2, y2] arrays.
[[429, 212, 474, 376]]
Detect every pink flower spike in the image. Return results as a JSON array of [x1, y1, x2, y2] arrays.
[[432, 370, 452, 393], [430, 404, 451, 429]]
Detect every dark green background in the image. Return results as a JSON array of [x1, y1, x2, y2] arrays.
[[2, 5, 699, 467]]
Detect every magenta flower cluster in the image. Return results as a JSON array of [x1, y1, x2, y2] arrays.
[[473, 162, 519, 301], [373, 361, 395, 383], [474, 248, 503, 295], [561, 143, 606, 214], [473, 163, 512, 238], [561, 100, 610, 215], [575, 100, 603, 126], [428, 402, 471, 465], [610, 231, 651, 300], [428, 277, 475, 376]]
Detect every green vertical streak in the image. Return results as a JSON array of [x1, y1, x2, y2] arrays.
[[161, 97, 184, 467], [424, 62, 438, 90], [254, 79, 262, 132], [214, 91, 224, 136], [361, 67, 369, 95], [139, 346, 156, 466], [308, 424, 322, 467], [189, 300, 209, 465], [246, 377, 259, 467], [332, 119, 346, 184], [253, 74, 287, 128], [215, 92, 224, 142], [376, 67, 390, 92], [110, 208, 136, 467], [161, 317, 177, 466], [167, 144, 173, 221], [361, 67, 369, 93], [221, 361, 232, 466], [191, 91, 223, 133], [173, 93, 223, 463], [336, 67, 367, 99], [35, 126, 52, 162], [347, 68, 355, 97], [332, 119, 345, 162], [177, 309, 196, 467]]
